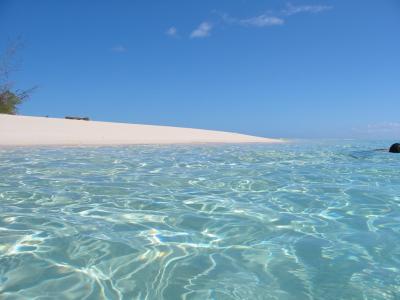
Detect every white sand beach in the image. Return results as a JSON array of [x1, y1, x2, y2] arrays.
[[0, 114, 282, 146]]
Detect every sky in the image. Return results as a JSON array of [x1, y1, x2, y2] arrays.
[[1, 0, 399, 138]]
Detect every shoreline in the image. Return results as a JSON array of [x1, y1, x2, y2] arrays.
[[0, 114, 284, 146]]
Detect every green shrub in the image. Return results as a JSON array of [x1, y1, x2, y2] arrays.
[[0, 90, 24, 114]]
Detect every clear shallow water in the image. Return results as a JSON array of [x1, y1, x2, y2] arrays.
[[0, 141, 399, 300]]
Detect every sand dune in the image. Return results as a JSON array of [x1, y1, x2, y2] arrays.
[[0, 114, 282, 146]]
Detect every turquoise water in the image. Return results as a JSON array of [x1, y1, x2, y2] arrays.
[[1, 141, 400, 299]]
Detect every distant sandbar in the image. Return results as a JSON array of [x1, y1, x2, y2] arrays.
[[0, 114, 283, 146]]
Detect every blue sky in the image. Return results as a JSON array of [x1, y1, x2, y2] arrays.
[[1, 0, 399, 138]]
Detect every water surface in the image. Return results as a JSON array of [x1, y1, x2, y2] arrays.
[[0, 141, 399, 299]]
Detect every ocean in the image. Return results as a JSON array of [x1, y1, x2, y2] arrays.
[[0, 141, 399, 299]]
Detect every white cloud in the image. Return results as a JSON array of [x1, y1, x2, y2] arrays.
[[366, 122, 400, 132], [352, 122, 400, 137], [190, 22, 213, 38], [166, 26, 178, 37], [111, 45, 127, 53], [283, 3, 333, 16], [217, 3, 331, 29], [219, 12, 236, 24], [185, 4, 331, 39], [218, 12, 284, 27], [240, 15, 284, 27]]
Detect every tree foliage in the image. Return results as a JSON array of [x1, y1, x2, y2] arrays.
[[0, 38, 35, 114], [0, 89, 32, 114]]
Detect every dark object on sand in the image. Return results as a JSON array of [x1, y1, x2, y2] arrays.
[[65, 116, 90, 121], [389, 143, 400, 153]]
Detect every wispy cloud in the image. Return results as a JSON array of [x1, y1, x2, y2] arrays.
[[166, 26, 178, 37], [352, 122, 400, 137], [367, 122, 400, 131], [111, 45, 127, 53], [179, 3, 332, 40], [283, 3, 333, 16], [190, 22, 213, 38], [218, 3, 332, 29], [240, 15, 284, 27]]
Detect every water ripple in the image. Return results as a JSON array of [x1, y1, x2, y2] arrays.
[[0, 141, 400, 299]]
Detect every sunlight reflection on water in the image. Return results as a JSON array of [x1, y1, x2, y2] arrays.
[[0, 141, 399, 299]]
